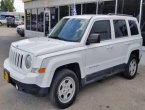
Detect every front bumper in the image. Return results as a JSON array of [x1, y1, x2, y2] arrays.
[[9, 75, 49, 96], [4, 59, 49, 96]]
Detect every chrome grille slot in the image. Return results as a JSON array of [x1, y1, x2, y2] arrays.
[[9, 48, 24, 69]]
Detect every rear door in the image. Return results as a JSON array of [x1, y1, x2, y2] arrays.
[[110, 19, 130, 71]]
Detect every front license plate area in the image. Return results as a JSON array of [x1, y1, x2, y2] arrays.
[[4, 69, 10, 82]]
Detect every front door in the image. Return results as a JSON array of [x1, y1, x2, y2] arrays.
[[44, 10, 51, 36], [85, 20, 114, 82]]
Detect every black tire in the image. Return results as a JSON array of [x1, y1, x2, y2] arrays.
[[0, 22, 2, 26], [49, 69, 79, 109], [123, 54, 138, 79]]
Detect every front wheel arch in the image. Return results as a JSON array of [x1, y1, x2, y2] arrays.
[[49, 68, 79, 109], [51, 63, 82, 88]]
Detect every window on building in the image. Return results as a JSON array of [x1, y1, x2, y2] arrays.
[[113, 20, 128, 38], [50, 7, 58, 28], [31, 9, 37, 31], [25, 9, 31, 30], [90, 20, 111, 41], [129, 20, 139, 35], [118, 0, 140, 18], [44, 8, 50, 36], [37, 8, 44, 32], [98, 1, 115, 14], [141, 0, 145, 46], [76, 4, 82, 15], [117, 0, 124, 14], [83, 3, 96, 14], [59, 6, 69, 19], [142, 0, 145, 32], [70, 4, 81, 16]]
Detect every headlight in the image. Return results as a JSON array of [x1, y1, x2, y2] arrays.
[[25, 55, 32, 69]]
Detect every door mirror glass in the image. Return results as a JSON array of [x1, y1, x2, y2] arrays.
[[86, 34, 100, 45]]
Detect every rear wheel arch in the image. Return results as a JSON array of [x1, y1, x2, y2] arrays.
[[130, 50, 140, 63]]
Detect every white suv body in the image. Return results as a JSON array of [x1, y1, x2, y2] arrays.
[[4, 15, 142, 108]]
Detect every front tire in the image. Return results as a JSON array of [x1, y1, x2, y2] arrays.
[[123, 54, 138, 79], [49, 69, 79, 109]]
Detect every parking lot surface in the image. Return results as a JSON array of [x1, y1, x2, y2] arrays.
[[0, 27, 145, 110]]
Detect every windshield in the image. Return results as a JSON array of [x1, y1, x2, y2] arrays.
[[49, 18, 89, 42]]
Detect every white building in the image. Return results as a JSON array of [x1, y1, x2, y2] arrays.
[[23, 0, 145, 46]]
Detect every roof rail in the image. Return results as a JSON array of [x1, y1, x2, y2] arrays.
[[108, 13, 133, 17]]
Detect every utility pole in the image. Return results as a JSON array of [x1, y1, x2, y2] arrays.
[[115, 0, 118, 14], [139, 0, 143, 26]]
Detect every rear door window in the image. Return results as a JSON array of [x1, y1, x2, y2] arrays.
[[129, 20, 139, 36], [113, 20, 128, 38]]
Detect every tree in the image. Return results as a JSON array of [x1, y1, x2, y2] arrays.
[[0, 0, 6, 11], [0, 0, 15, 12]]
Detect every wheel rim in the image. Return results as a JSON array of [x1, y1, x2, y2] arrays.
[[57, 77, 76, 103], [129, 59, 137, 76]]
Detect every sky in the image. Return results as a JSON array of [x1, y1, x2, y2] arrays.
[[14, 0, 24, 12]]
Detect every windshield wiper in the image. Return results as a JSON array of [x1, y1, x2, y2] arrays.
[[49, 36, 68, 41]]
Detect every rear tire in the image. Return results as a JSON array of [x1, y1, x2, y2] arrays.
[[123, 54, 138, 79], [49, 69, 79, 109]]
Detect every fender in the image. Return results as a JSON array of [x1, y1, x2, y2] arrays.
[[41, 52, 86, 87], [125, 43, 141, 64]]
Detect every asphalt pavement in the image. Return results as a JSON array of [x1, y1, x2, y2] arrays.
[[0, 27, 145, 110]]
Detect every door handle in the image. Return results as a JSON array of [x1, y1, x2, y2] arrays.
[[106, 45, 113, 49]]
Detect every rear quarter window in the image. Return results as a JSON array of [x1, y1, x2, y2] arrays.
[[129, 20, 139, 36]]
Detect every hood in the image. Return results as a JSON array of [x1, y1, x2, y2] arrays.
[[12, 37, 80, 56]]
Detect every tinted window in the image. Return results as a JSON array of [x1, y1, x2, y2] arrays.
[[90, 20, 111, 41], [31, 9, 37, 31], [113, 20, 128, 38], [25, 9, 31, 30], [129, 20, 139, 35], [83, 3, 96, 14], [37, 8, 44, 32], [59, 6, 69, 19]]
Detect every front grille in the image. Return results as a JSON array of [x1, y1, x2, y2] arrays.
[[9, 48, 24, 69]]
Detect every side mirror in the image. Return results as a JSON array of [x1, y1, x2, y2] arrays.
[[86, 34, 100, 45]]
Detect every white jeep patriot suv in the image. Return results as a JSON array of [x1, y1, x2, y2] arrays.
[[4, 15, 142, 108]]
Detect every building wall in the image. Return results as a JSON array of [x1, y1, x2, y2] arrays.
[[24, 0, 145, 46], [24, 0, 112, 9], [24, 0, 116, 38]]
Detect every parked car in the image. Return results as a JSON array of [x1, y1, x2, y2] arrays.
[[15, 16, 24, 26], [4, 15, 142, 109], [7, 16, 23, 27], [0, 16, 7, 25], [17, 25, 25, 37]]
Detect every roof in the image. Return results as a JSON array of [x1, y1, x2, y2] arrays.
[[64, 14, 137, 20]]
